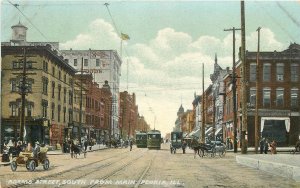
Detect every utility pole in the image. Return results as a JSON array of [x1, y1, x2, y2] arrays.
[[201, 63, 205, 143], [255, 27, 261, 154], [241, 0, 248, 154], [224, 27, 241, 153], [20, 48, 27, 143], [13, 47, 35, 143], [212, 97, 216, 141]]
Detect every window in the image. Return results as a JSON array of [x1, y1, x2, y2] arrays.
[[263, 64, 271, 82], [52, 82, 55, 98], [52, 67, 55, 76], [291, 64, 299, 82], [291, 88, 299, 107], [43, 61, 48, 72], [96, 59, 100, 66], [64, 88, 67, 103], [26, 104, 32, 117], [11, 79, 19, 92], [249, 87, 256, 107], [10, 103, 18, 117], [59, 71, 61, 80], [63, 107, 66, 123], [276, 63, 284, 81], [68, 109, 73, 122], [263, 88, 271, 107], [51, 103, 55, 120], [13, 61, 18, 69], [65, 59, 69, 64], [74, 59, 77, 66], [58, 85, 61, 101], [64, 74, 67, 82], [84, 59, 88, 66], [276, 88, 284, 107], [42, 100, 48, 118], [69, 91, 73, 105], [26, 79, 33, 93], [42, 77, 48, 95], [250, 63, 256, 82], [58, 105, 61, 122]]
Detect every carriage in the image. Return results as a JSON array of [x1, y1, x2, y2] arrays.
[[147, 130, 161, 150], [136, 132, 147, 148], [170, 131, 183, 154], [10, 147, 50, 171]]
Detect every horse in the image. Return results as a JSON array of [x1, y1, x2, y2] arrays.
[[69, 140, 81, 158], [190, 138, 205, 158]]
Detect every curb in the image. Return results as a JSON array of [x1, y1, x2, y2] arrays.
[[236, 155, 300, 182]]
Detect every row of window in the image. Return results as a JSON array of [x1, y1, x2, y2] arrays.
[[65, 59, 101, 67], [249, 63, 299, 82], [43, 61, 69, 83], [249, 88, 299, 107]]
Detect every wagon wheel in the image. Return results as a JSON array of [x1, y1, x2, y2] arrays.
[[43, 159, 50, 170], [203, 149, 208, 157], [11, 161, 17, 171], [28, 160, 36, 171]]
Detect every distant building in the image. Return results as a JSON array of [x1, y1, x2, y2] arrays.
[[61, 49, 122, 139]]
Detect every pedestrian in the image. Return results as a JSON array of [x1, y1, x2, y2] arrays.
[[259, 138, 265, 154], [182, 140, 187, 154], [264, 138, 269, 154], [295, 139, 300, 152], [129, 139, 133, 151], [84, 139, 88, 151], [270, 140, 277, 154], [33, 141, 40, 158]]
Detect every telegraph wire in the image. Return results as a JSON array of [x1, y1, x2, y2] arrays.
[[7, 0, 49, 41]]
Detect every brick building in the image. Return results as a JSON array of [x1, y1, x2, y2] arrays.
[[235, 43, 300, 147]]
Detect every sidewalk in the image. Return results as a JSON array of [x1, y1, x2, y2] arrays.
[[227, 147, 294, 153], [236, 153, 300, 182], [47, 144, 107, 155], [0, 144, 107, 166]]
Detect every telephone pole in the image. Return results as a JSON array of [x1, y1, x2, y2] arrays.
[[255, 27, 261, 154], [224, 27, 241, 153], [13, 47, 35, 143], [241, 0, 248, 154]]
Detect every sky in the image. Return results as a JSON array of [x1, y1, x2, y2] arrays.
[[1, 0, 300, 136]]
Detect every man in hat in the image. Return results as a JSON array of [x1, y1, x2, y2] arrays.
[[33, 141, 41, 158]]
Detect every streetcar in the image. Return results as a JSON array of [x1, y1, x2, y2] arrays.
[[170, 131, 183, 154], [136, 132, 147, 148], [147, 130, 161, 150]]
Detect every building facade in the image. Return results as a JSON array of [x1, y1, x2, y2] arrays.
[[237, 43, 300, 147], [61, 49, 122, 139], [1, 45, 76, 146]]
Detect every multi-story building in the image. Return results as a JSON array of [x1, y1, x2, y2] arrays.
[[83, 75, 112, 144], [61, 49, 122, 139], [209, 55, 228, 141], [119, 91, 138, 140], [236, 43, 300, 147], [1, 45, 76, 146]]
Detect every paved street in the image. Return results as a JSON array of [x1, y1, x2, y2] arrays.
[[0, 144, 299, 188]]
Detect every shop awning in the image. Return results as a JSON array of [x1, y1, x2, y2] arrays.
[[205, 127, 213, 135], [261, 117, 290, 132]]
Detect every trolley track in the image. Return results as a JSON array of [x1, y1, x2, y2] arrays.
[[7, 149, 133, 188]]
